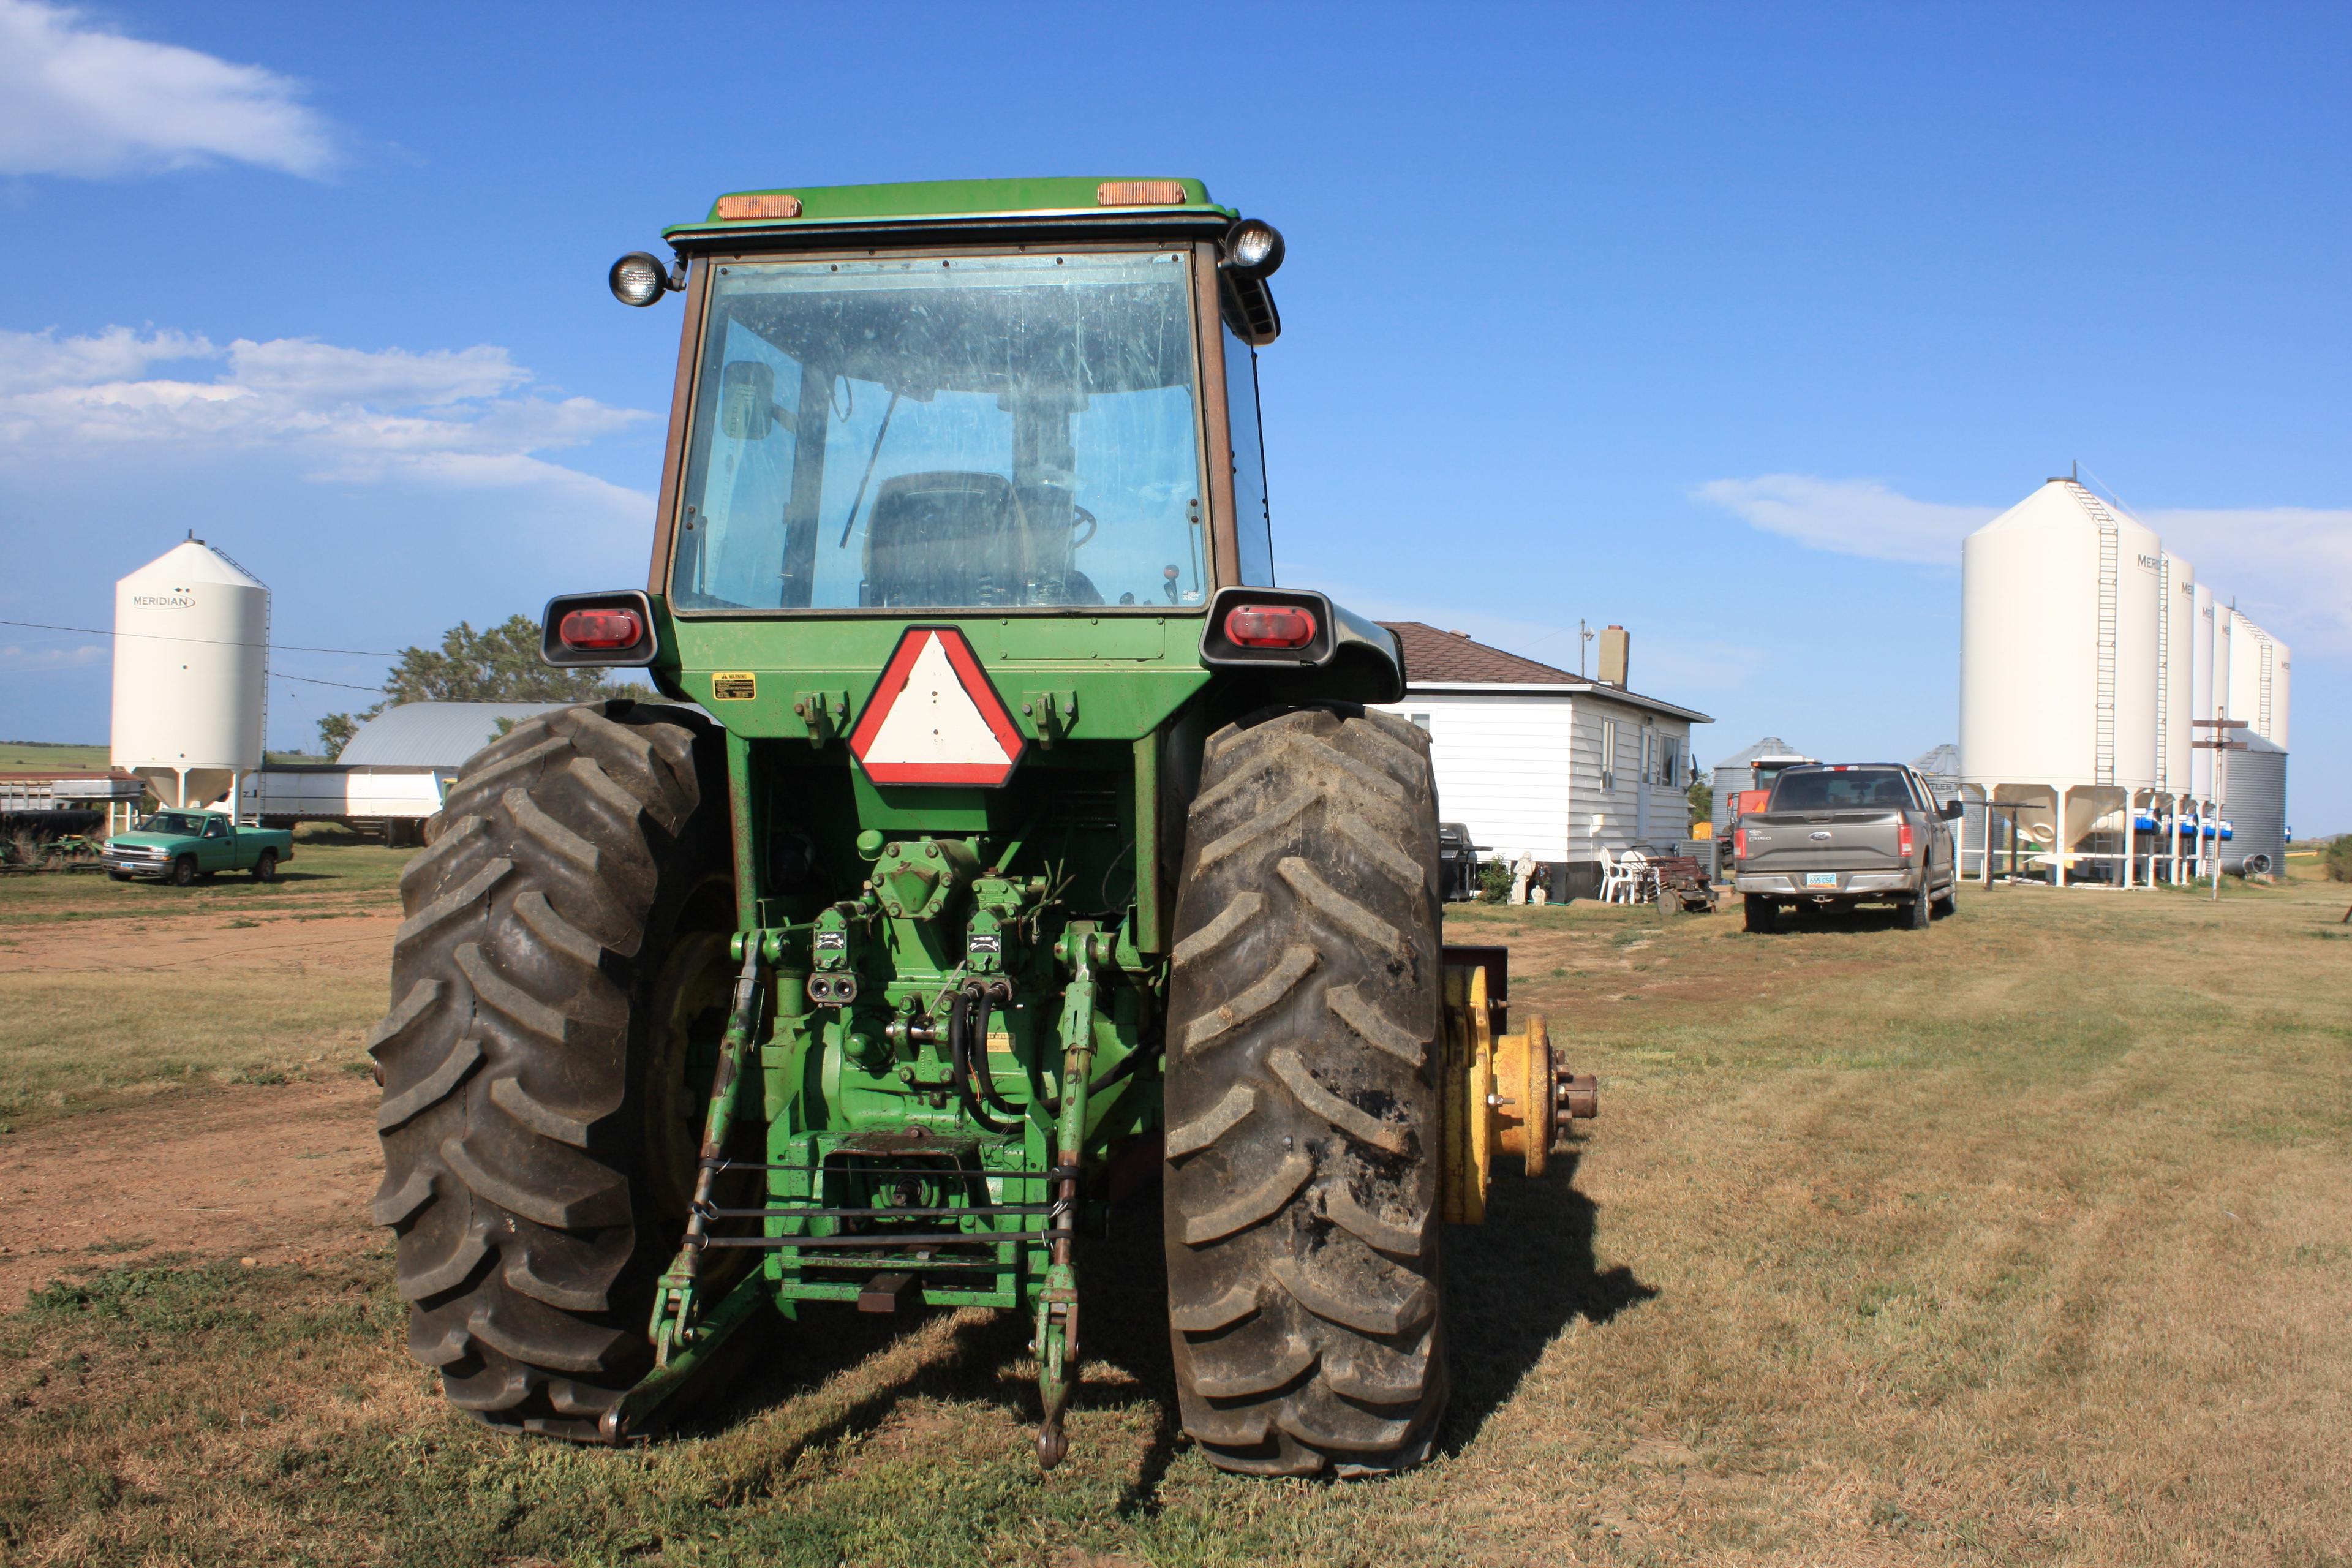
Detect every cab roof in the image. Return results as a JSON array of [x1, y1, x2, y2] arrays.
[[662, 176, 1235, 249]]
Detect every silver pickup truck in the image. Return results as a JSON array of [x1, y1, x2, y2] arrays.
[[1732, 763, 1962, 932]]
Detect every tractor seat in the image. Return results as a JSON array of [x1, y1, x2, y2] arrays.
[[862, 470, 1021, 607]]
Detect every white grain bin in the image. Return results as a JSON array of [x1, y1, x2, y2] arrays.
[[2226, 610, 2280, 749], [2189, 584, 2217, 800], [110, 538, 267, 810], [1959, 479, 2160, 877], [2157, 551, 2195, 803], [2213, 604, 2234, 735], [2269, 635, 2291, 750]]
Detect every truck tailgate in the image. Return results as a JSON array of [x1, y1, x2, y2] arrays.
[[1743, 810, 1906, 873]]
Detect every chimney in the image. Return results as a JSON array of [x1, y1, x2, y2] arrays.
[[1597, 624, 1629, 687]]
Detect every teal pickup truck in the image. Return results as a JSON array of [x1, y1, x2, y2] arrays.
[[104, 810, 293, 886]]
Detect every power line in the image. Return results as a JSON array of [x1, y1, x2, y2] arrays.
[[275, 672, 386, 693], [0, 619, 401, 658]]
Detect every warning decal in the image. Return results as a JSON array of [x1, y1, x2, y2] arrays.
[[846, 626, 1028, 787]]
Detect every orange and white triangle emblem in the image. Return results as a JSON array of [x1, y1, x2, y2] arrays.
[[848, 626, 1028, 787]]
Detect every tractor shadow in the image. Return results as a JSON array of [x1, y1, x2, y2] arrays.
[[1436, 1147, 1656, 1455], [660, 1201, 1179, 1503], [662, 1156, 1645, 1501]]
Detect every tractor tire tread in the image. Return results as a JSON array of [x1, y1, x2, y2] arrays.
[[371, 699, 720, 1441], [1164, 703, 1447, 1478]]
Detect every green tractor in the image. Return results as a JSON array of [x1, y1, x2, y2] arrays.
[[371, 177, 1595, 1477]]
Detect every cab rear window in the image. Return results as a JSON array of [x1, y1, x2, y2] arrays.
[[1768, 769, 1913, 811]]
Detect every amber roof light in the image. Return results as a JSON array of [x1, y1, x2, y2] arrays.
[[714, 193, 804, 220], [1096, 180, 1186, 206]]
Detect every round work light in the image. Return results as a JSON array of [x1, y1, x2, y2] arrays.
[[608, 251, 670, 307], [1221, 219, 1286, 280]]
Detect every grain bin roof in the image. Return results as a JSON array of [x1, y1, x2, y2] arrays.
[[336, 703, 573, 767]]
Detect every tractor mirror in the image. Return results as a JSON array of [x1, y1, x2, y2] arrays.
[[720, 361, 775, 441]]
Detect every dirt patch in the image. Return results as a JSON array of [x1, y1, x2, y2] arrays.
[[0, 910, 398, 978], [0, 1074, 379, 1307]]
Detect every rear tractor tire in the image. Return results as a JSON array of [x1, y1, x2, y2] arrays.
[[369, 701, 733, 1440], [1163, 705, 1448, 1477]]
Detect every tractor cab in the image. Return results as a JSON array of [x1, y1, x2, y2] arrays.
[[625, 179, 1280, 618]]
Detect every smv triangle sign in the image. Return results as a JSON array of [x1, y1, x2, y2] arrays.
[[848, 626, 1029, 787]]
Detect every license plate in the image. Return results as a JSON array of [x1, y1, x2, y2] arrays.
[[1804, 872, 1839, 888]]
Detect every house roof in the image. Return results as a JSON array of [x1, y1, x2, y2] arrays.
[[1379, 622, 1712, 724], [336, 702, 574, 767], [1381, 622, 1575, 684]]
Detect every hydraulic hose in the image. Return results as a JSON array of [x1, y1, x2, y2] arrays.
[[965, 984, 1027, 1121], [948, 992, 1016, 1134]]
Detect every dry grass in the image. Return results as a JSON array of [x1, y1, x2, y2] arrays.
[[0, 835, 410, 1129], [1, 872, 2346, 1564]]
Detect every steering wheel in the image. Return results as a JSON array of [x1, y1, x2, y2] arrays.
[[1069, 505, 1098, 549]]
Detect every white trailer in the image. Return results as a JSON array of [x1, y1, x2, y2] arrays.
[[239, 766, 450, 845]]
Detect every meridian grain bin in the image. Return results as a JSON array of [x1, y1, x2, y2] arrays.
[[2157, 551, 2195, 807], [2190, 584, 2217, 802], [2225, 609, 2290, 750], [110, 537, 267, 810], [1959, 478, 2160, 884]]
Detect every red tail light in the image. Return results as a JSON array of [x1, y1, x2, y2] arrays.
[[1898, 822, 1915, 858], [559, 608, 644, 651], [1224, 603, 1317, 649], [1733, 827, 1747, 860]]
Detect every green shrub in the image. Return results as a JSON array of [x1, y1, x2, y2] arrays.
[[1478, 858, 1512, 902], [2324, 835, 2352, 884]]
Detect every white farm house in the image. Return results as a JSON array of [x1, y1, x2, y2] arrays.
[[1373, 623, 1711, 902]]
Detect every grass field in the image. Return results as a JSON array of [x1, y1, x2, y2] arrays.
[[2, 873, 2348, 1565], [0, 832, 408, 1130], [0, 741, 110, 772]]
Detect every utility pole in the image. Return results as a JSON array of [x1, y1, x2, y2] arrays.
[[2192, 719, 2247, 902], [1578, 619, 1594, 679]]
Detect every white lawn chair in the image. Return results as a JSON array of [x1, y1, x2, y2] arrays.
[[1598, 845, 1638, 904], [1619, 849, 1653, 903]]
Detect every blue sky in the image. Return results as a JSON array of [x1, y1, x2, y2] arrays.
[[2, 1, 2345, 830]]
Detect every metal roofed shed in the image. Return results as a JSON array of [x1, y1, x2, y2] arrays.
[[238, 702, 575, 845], [334, 703, 574, 766], [1373, 622, 1712, 902], [1711, 736, 1817, 837]]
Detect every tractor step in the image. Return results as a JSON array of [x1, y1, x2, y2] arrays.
[[858, 1272, 922, 1313]]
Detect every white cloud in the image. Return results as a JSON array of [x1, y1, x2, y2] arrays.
[[0, 324, 653, 522], [0, 1, 334, 178], [1697, 472, 2352, 652], [0, 323, 215, 393], [0, 641, 104, 671], [1692, 474, 1995, 565]]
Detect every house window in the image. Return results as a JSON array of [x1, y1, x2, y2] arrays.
[[1409, 713, 1431, 733], [1600, 718, 1617, 792], [1657, 735, 1677, 788], [1641, 728, 1654, 785]]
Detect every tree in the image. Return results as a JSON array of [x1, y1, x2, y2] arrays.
[[318, 616, 656, 754], [1686, 776, 1713, 828]]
